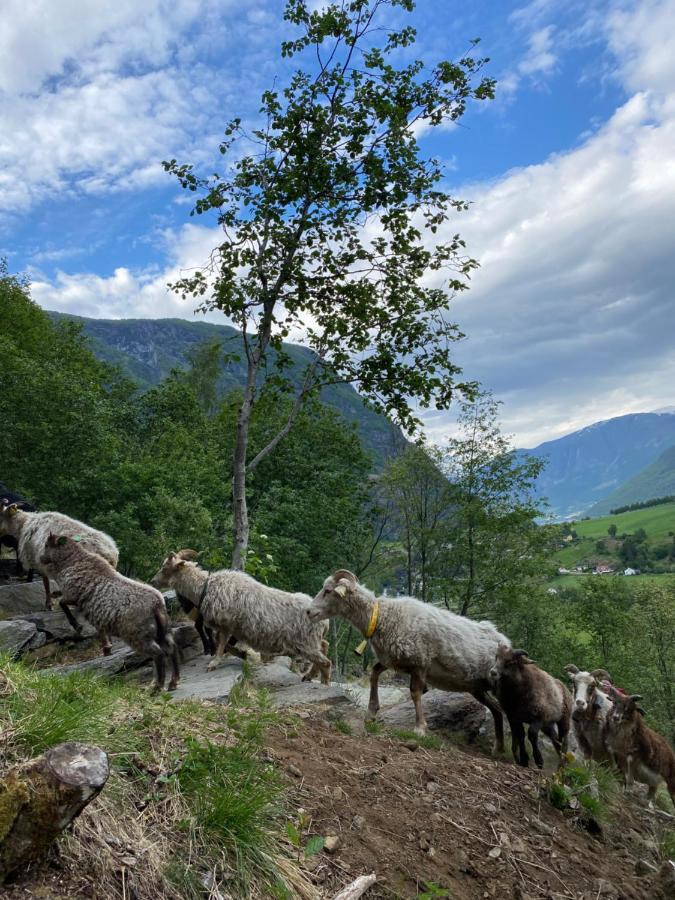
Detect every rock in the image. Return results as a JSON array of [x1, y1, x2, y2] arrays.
[[380, 689, 487, 740], [485, 802, 498, 815], [404, 741, 419, 751], [488, 846, 501, 859], [595, 878, 619, 898], [288, 764, 303, 778], [351, 815, 365, 831], [343, 684, 407, 709], [267, 681, 351, 709], [27, 629, 47, 650], [19, 610, 96, 642], [635, 859, 657, 877], [170, 657, 244, 703], [0, 580, 56, 617], [529, 818, 555, 837], [419, 834, 432, 852], [0, 619, 38, 657], [426, 781, 441, 794], [252, 662, 303, 689], [324, 835, 341, 853], [657, 860, 675, 898]]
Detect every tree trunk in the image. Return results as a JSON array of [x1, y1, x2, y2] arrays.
[[0, 741, 109, 883], [231, 385, 254, 571]]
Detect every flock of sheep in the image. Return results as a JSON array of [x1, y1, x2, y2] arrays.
[[1, 497, 673, 809]]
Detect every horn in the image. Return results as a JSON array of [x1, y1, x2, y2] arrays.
[[177, 549, 201, 561], [590, 669, 611, 682], [564, 664, 579, 676], [629, 694, 643, 703], [512, 649, 528, 659], [332, 569, 357, 586]]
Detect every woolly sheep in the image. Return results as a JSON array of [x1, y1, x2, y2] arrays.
[[150, 551, 331, 683], [490, 645, 572, 768], [0, 500, 118, 611], [308, 569, 509, 748], [0, 485, 35, 576], [563, 665, 615, 764], [40, 535, 179, 693], [605, 688, 675, 807]]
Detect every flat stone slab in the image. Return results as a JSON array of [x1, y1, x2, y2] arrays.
[[0, 618, 38, 657], [19, 609, 97, 641], [251, 661, 303, 689], [169, 656, 244, 702], [267, 680, 351, 708]]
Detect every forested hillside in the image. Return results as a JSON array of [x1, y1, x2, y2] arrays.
[[48, 312, 404, 466], [589, 443, 675, 515]]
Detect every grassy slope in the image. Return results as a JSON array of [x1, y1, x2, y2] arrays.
[[589, 443, 675, 516], [552, 501, 675, 570]]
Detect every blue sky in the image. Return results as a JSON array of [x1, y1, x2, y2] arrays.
[[1, 0, 674, 445]]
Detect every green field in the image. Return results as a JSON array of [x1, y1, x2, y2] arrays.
[[553, 501, 675, 569]]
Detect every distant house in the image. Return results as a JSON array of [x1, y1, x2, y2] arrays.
[[623, 568, 638, 576], [547, 587, 558, 595], [557, 567, 571, 575], [594, 564, 615, 575], [562, 534, 574, 543]]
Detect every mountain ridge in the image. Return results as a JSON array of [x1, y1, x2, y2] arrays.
[[48, 312, 405, 465]]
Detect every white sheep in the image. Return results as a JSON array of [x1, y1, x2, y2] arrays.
[[150, 551, 331, 683], [563, 665, 615, 764], [308, 569, 509, 748], [0, 500, 118, 611], [40, 534, 179, 693]]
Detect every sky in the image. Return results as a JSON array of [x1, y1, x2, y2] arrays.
[[1, 0, 674, 448]]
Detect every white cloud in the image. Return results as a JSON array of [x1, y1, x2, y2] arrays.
[[26, 0, 675, 449]]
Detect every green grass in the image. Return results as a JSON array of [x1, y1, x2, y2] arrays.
[[547, 762, 619, 826], [0, 656, 306, 899], [389, 728, 444, 750], [553, 502, 675, 569]]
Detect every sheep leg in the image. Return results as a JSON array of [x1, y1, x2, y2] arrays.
[[302, 646, 331, 685], [527, 724, 545, 769], [58, 598, 83, 635], [473, 690, 505, 755], [165, 633, 180, 691], [367, 662, 387, 720], [410, 670, 427, 736], [543, 723, 564, 762], [195, 612, 215, 656], [100, 632, 113, 656], [510, 718, 529, 767], [226, 636, 248, 660], [149, 642, 166, 694], [43, 576, 53, 610], [207, 630, 231, 671]]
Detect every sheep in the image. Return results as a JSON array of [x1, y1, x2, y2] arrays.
[[149, 550, 331, 683], [0, 500, 118, 614], [489, 645, 572, 768], [563, 665, 615, 763], [307, 569, 509, 749], [0, 486, 35, 577], [605, 687, 675, 807], [174, 585, 247, 660], [40, 534, 179, 693]]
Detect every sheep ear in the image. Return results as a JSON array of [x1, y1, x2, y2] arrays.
[[5, 503, 19, 517], [177, 560, 187, 568], [334, 583, 348, 598], [590, 669, 611, 682], [636, 706, 646, 716], [628, 694, 643, 704], [564, 664, 579, 677]]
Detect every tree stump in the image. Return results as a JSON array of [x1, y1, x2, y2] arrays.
[[0, 741, 109, 883]]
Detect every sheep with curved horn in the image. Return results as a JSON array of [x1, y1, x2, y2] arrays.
[[563, 664, 615, 764]]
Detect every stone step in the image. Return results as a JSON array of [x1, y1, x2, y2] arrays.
[[0, 580, 56, 618]]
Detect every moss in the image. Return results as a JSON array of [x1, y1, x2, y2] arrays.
[[0, 773, 29, 843]]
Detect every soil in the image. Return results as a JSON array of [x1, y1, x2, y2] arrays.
[[269, 713, 668, 900]]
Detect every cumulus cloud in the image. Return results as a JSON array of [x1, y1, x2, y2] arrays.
[[24, 0, 675, 448]]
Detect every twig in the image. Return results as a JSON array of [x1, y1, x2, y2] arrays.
[[331, 873, 377, 899]]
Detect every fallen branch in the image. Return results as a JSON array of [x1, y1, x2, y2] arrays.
[[0, 741, 109, 883], [331, 873, 377, 899]]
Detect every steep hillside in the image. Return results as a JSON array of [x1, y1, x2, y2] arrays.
[[589, 443, 675, 515], [519, 412, 675, 519], [49, 313, 404, 465]]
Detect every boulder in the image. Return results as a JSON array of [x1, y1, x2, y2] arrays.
[[0, 619, 38, 657], [379, 689, 487, 739], [19, 610, 97, 642], [0, 581, 54, 618]]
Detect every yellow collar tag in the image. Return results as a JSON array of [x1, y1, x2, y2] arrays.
[[354, 601, 379, 657]]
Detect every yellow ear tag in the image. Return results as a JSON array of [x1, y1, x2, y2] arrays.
[[7, 507, 18, 517]]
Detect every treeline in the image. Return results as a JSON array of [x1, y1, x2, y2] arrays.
[[0, 264, 371, 591], [610, 494, 675, 515]]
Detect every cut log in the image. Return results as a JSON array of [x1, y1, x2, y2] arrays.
[[331, 873, 377, 900], [0, 741, 109, 883]]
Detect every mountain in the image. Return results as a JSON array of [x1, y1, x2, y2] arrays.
[[587, 442, 675, 515], [519, 412, 675, 520], [49, 313, 404, 465]]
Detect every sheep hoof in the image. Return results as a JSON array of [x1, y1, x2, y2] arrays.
[[101, 645, 112, 656], [149, 684, 161, 695], [414, 725, 427, 737], [207, 659, 221, 672], [167, 680, 179, 692]]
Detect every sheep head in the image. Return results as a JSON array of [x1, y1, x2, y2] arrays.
[[489, 644, 535, 684], [609, 690, 646, 724], [150, 550, 199, 590], [308, 569, 358, 621]]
